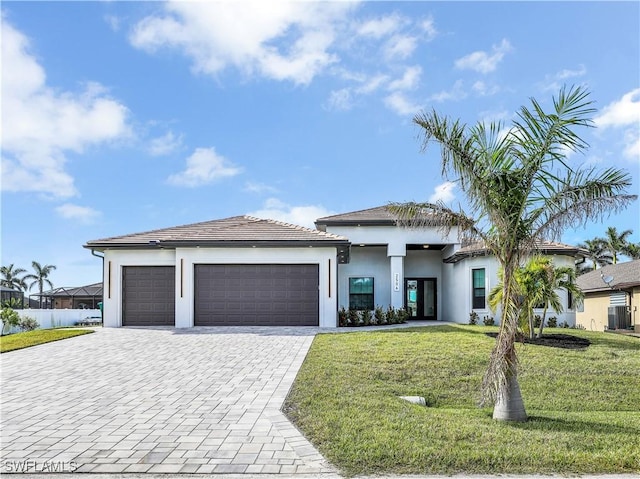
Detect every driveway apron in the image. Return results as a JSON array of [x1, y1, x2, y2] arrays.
[[0, 327, 333, 474]]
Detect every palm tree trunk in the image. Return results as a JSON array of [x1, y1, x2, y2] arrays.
[[537, 306, 548, 338], [493, 366, 527, 422]]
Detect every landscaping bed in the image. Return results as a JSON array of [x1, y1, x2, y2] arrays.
[[284, 325, 640, 476]]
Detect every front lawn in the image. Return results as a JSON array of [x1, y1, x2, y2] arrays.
[[0, 328, 94, 353], [284, 325, 640, 476]]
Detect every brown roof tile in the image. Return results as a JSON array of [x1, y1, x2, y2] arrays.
[[85, 215, 348, 249], [443, 240, 587, 263]]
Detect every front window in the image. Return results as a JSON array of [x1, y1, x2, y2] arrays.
[[349, 277, 374, 310], [472, 268, 486, 309]]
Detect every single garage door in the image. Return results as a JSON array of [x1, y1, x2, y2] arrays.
[[122, 266, 175, 326], [194, 264, 319, 326]]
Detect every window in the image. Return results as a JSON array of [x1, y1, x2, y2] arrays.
[[472, 268, 486, 309], [349, 277, 374, 310]]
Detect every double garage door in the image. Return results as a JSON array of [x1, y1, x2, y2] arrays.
[[122, 264, 319, 327]]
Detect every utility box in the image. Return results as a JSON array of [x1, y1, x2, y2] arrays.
[[607, 305, 630, 330]]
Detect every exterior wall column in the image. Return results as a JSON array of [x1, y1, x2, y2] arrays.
[[388, 242, 406, 310]]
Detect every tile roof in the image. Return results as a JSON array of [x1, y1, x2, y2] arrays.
[[576, 259, 640, 292], [443, 240, 587, 263], [85, 215, 349, 249], [315, 206, 398, 225]]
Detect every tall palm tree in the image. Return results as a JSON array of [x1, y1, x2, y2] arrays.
[[600, 226, 633, 264], [0, 264, 27, 291], [390, 86, 636, 421], [24, 261, 57, 309], [577, 238, 612, 271]]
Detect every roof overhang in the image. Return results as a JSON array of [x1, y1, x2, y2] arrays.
[[84, 239, 351, 251]]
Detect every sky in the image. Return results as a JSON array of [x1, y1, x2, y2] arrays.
[[1, 1, 639, 290]]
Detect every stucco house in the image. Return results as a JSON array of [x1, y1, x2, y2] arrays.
[[576, 260, 640, 332], [85, 206, 584, 328]]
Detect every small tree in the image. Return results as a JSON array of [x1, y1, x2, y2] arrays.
[[1, 307, 20, 335]]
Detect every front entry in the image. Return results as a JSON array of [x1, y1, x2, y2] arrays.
[[405, 278, 437, 320]]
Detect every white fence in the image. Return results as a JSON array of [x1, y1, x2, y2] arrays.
[[3, 309, 102, 334]]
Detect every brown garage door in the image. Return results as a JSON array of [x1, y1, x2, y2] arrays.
[[194, 264, 319, 326], [122, 266, 175, 326]]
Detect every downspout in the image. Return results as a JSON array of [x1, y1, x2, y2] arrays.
[[91, 249, 104, 327]]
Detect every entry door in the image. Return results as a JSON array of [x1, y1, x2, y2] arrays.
[[405, 278, 437, 320]]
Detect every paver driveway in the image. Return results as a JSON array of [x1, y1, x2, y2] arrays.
[[0, 327, 333, 474]]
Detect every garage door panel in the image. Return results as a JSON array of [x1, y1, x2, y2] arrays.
[[195, 264, 319, 326], [123, 266, 175, 326]]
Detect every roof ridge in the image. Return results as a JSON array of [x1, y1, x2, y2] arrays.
[[244, 215, 347, 240], [316, 205, 390, 221]]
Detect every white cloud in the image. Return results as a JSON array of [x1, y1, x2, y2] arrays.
[[148, 131, 183, 156], [383, 34, 417, 60], [595, 89, 640, 162], [55, 203, 102, 224], [325, 88, 354, 111], [429, 181, 456, 204], [454, 39, 512, 74], [130, 1, 355, 86], [541, 65, 587, 91], [388, 65, 421, 91], [429, 80, 467, 103], [595, 89, 640, 128], [472, 80, 499, 97], [383, 91, 420, 116], [104, 14, 121, 32], [1, 19, 130, 199], [420, 16, 438, 41], [355, 74, 389, 94], [167, 147, 242, 187], [356, 13, 405, 38], [248, 198, 335, 228], [244, 181, 279, 194]]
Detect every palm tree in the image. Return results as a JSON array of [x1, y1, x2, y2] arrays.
[[622, 242, 640, 260], [577, 238, 612, 272], [0, 264, 28, 291], [24, 261, 57, 309], [599, 226, 633, 264], [390, 86, 636, 421]]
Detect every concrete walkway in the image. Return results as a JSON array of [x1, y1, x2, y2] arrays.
[[0, 326, 332, 474]]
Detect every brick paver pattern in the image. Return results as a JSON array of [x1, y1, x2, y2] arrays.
[[0, 327, 334, 474]]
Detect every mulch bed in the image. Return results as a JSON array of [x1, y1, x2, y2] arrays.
[[486, 332, 591, 350]]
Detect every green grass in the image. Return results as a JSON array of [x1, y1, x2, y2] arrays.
[[284, 325, 640, 476], [0, 328, 95, 353]]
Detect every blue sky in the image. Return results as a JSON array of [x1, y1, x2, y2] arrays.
[[2, 1, 639, 290]]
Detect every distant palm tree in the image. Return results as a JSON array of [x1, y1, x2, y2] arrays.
[[600, 226, 633, 264], [0, 264, 27, 291], [577, 239, 613, 271], [622, 242, 640, 260], [390, 86, 636, 422], [24, 261, 57, 309]]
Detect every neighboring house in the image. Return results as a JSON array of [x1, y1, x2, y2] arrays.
[[85, 206, 584, 329], [36, 283, 103, 310], [1, 286, 24, 308], [576, 260, 640, 332]]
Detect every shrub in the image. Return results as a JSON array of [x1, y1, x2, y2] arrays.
[[534, 315, 542, 328], [1, 308, 20, 335], [482, 315, 495, 326], [396, 308, 409, 324], [547, 316, 558, 328], [338, 307, 348, 327], [572, 324, 586, 330], [360, 309, 372, 326], [558, 321, 570, 329], [374, 306, 385, 325], [468, 311, 479, 325], [348, 308, 360, 327], [18, 316, 39, 332], [385, 305, 397, 324]]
